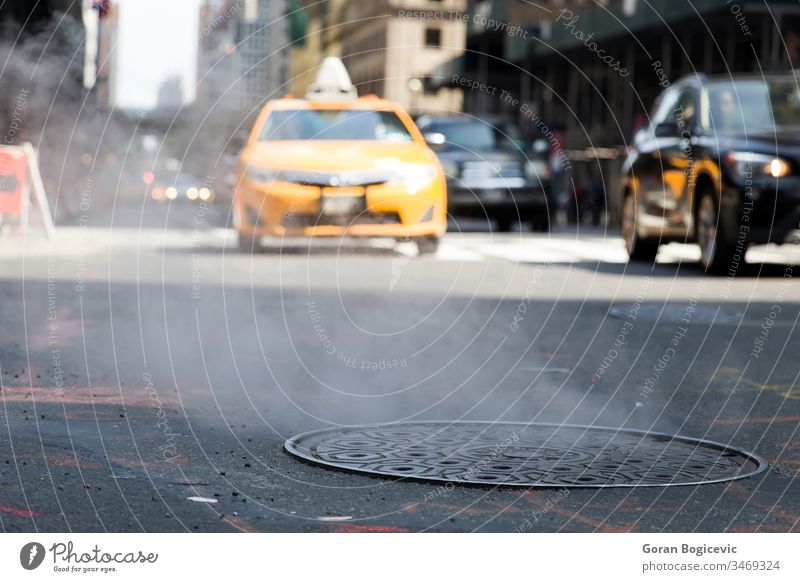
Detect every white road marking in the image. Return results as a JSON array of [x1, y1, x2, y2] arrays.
[[315, 516, 352, 521], [437, 234, 629, 264], [433, 240, 484, 262]]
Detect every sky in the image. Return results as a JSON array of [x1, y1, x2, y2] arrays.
[[114, 0, 202, 111]]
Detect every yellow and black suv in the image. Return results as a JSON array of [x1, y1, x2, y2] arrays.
[[621, 73, 800, 272]]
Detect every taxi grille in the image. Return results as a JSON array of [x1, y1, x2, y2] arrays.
[[280, 170, 392, 187], [283, 212, 402, 228]]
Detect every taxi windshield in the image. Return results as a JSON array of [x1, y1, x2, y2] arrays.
[[259, 109, 414, 142]]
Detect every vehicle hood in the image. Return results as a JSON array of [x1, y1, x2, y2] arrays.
[[434, 149, 525, 164], [244, 141, 439, 171], [433, 149, 536, 187]]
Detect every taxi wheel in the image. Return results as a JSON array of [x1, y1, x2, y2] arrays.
[[237, 233, 262, 253], [416, 236, 440, 255]]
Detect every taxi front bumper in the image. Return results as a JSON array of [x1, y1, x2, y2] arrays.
[[235, 177, 447, 238]]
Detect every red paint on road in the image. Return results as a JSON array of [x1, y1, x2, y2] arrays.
[[0, 504, 40, 518], [729, 523, 795, 533], [521, 491, 631, 533], [46, 454, 102, 470], [333, 524, 408, 533], [0, 385, 173, 407], [728, 483, 799, 529], [222, 515, 260, 532], [713, 415, 800, 426]]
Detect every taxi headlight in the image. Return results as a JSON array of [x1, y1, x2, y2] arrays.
[[401, 165, 439, 194]]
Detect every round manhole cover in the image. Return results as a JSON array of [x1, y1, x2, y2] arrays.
[[285, 422, 766, 488], [608, 304, 743, 323]]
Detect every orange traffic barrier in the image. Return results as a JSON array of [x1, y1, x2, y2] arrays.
[[0, 147, 28, 217], [0, 144, 55, 239]]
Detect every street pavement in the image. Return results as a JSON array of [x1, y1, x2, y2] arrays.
[[1, 209, 799, 532]]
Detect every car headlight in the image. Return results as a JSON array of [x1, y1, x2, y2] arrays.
[[440, 161, 459, 178], [246, 167, 279, 183], [400, 165, 439, 194], [525, 159, 550, 181], [724, 152, 791, 179]]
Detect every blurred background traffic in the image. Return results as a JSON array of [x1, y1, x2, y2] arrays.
[[3, 0, 798, 235]]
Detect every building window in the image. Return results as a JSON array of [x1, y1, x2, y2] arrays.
[[425, 27, 442, 48]]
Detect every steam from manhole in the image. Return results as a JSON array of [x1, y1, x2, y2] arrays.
[[608, 304, 743, 324], [285, 422, 766, 488]]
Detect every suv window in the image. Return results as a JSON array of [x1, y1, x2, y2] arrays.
[[422, 120, 526, 152], [651, 89, 678, 128], [704, 79, 800, 134], [673, 88, 697, 131], [650, 86, 696, 133]]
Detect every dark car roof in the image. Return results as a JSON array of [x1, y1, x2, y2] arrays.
[[677, 71, 800, 86]]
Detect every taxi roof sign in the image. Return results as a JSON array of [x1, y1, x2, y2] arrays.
[[305, 57, 358, 101]]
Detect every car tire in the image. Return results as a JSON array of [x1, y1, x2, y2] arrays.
[[416, 236, 440, 255], [529, 213, 550, 233], [622, 192, 659, 262], [496, 217, 513, 232], [696, 190, 736, 273]]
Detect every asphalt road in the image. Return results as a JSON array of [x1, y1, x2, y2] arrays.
[[1, 204, 799, 532]]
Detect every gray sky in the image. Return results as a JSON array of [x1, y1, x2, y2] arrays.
[[115, 0, 202, 111]]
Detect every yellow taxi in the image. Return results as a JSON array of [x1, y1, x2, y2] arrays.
[[234, 58, 447, 254]]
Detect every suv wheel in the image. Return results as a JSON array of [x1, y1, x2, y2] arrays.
[[622, 192, 659, 261], [496, 217, 513, 232], [696, 191, 736, 273], [529, 213, 550, 233]]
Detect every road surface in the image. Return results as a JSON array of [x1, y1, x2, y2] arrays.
[[1, 208, 799, 532]]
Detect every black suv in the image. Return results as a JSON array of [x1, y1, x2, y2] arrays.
[[622, 73, 800, 272], [416, 115, 551, 232]]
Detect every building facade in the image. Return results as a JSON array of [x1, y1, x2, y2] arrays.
[[289, 0, 345, 97], [196, 0, 293, 125], [436, 0, 800, 222], [291, 0, 467, 115], [234, 0, 290, 111]]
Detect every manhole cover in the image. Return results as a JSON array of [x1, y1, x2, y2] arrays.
[[608, 304, 743, 323], [285, 422, 766, 488]]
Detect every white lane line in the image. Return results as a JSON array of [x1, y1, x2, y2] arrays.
[[433, 241, 485, 262], [452, 237, 629, 264]]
